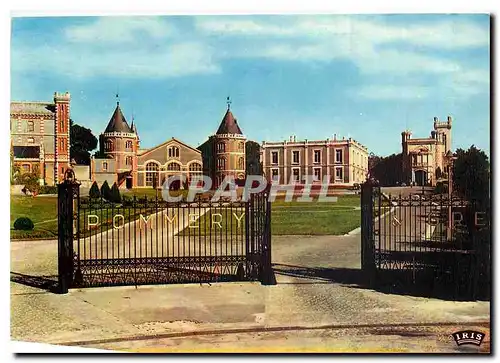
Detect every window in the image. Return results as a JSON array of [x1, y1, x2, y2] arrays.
[[292, 168, 300, 182], [217, 157, 226, 170], [314, 150, 321, 164], [168, 146, 180, 158], [189, 163, 202, 172], [102, 162, 108, 171], [27, 121, 34, 132], [335, 149, 343, 163], [217, 143, 226, 153], [292, 151, 300, 164], [271, 151, 278, 164], [125, 140, 133, 150], [271, 168, 279, 181], [313, 167, 321, 181], [60, 120, 64, 132], [335, 167, 343, 181], [27, 137, 34, 144], [146, 162, 159, 187], [167, 162, 181, 171], [238, 157, 244, 170], [126, 156, 133, 166], [105, 140, 113, 151], [60, 139, 64, 151], [239, 142, 245, 151], [22, 164, 30, 172]]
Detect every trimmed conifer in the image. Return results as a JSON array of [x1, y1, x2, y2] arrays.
[[100, 180, 111, 201], [89, 181, 100, 199], [110, 182, 122, 204]]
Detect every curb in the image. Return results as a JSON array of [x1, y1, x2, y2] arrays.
[[343, 206, 396, 236]]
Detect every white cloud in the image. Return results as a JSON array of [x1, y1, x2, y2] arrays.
[[12, 41, 220, 79], [65, 16, 175, 43]]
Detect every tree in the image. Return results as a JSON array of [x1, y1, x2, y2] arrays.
[[110, 182, 122, 203], [70, 120, 98, 165], [19, 165, 41, 196], [369, 153, 403, 186], [100, 180, 111, 201], [453, 145, 490, 206], [89, 181, 101, 199], [246, 140, 263, 175]]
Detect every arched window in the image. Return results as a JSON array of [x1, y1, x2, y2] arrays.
[[105, 140, 113, 151], [217, 157, 226, 170], [27, 121, 34, 132], [167, 162, 181, 171], [239, 142, 244, 151], [168, 146, 180, 158], [125, 140, 133, 150], [146, 162, 159, 187], [217, 142, 225, 153], [126, 156, 133, 166], [238, 157, 244, 170], [189, 163, 202, 172]]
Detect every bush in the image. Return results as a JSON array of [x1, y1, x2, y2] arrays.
[[434, 182, 448, 195], [101, 180, 111, 201], [89, 181, 100, 199], [110, 182, 122, 204], [39, 185, 57, 194], [13, 217, 35, 231]]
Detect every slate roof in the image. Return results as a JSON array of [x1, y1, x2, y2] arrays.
[[10, 102, 55, 116], [104, 103, 133, 133], [13, 146, 40, 159], [216, 109, 243, 135]]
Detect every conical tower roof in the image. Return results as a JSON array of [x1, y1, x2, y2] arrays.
[[216, 109, 243, 135], [104, 102, 133, 133]]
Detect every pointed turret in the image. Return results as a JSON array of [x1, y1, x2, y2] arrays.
[[104, 102, 133, 133], [216, 109, 243, 135]]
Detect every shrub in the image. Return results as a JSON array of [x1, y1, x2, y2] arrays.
[[110, 183, 122, 204], [100, 180, 111, 201], [39, 185, 57, 195], [89, 181, 101, 199], [13, 217, 35, 231], [434, 182, 448, 195]]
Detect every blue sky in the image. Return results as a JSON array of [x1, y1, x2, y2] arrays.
[[11, 14, 490, 156]]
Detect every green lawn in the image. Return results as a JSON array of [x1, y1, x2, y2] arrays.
[[11, 193, 361, 239]]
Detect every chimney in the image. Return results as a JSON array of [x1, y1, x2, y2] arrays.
[[333, 134, 337, 141]]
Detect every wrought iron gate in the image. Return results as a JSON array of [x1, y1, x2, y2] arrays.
[[361, 181, 490, 300], [57, 175, 273, 293]]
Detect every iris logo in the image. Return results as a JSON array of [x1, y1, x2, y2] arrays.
[[452, 330, 485, 346]]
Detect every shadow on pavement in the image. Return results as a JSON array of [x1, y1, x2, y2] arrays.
[[272, 263, 489, 302], [10, 272, 59, 293]]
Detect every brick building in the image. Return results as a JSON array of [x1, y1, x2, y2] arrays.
[[261, 135, 369, 186], [91, 101, 202, 188], [10, 92, 71, 186], [401, 116, 452, 186]]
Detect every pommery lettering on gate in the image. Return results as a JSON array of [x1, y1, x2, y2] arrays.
[[86, 212, 245, 230]]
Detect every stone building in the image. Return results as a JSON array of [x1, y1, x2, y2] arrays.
[[10, 92, 71, 186], [401, 116, 452, 186], [91, 101, 202, 189], [199, 102, 246, 188], [261, 135, 369, 186]]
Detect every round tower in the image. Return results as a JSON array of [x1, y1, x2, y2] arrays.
[[99, 101, 139, 187], [213, 99, 246, 188]]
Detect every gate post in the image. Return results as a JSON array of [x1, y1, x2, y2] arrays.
[[260, 192, 276, 285], [57, 170, 79, 294], [361, 180, 376, 284]]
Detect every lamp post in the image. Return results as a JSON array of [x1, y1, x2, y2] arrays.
[[446, 151, 457, 241]]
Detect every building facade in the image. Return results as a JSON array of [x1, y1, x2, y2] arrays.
[[200, 102, 247, 188], [261, 135, 369, 186], [401, 116, 452, 186], [10, 92, 71, 186], [91, 101, 202, 188]]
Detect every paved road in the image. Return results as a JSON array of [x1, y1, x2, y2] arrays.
[[11, 233, 490, 352]]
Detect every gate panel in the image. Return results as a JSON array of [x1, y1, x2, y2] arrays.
[[57, 181, 272, 290]]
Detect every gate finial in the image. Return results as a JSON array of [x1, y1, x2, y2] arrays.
[[64, 168, 76, 183]]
